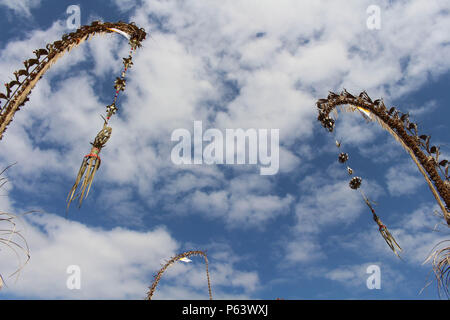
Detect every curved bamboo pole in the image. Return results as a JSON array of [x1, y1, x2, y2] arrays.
[[147, 250, 212, 300], [316, 90, 450, 225], [0, 21, 146, 140]]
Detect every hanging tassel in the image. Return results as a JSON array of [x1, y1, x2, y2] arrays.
[[375, 215, 403, 260], [361, 191, 403, 259], [67, 124, 112, 210]]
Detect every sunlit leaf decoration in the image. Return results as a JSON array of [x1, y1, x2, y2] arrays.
[[65, 23, 146, 210], [316, 89, 449, 225], [147, 250, 212, 300]]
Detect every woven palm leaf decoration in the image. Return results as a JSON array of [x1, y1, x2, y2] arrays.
[[66, 26, 145, 210]]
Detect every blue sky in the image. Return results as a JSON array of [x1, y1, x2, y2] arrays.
[[0, 0, 449, 299]]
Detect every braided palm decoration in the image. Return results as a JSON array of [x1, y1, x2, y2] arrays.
[[147, 250, 213, 300]]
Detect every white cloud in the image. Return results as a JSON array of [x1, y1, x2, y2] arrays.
[[0, 0, 40, 17], [0, 212, 178, 299], [0, 211, 261, 299], [322, 262, 405, 292], [162, 173, 294, 228], [284, 237, 325, 263], [385, 163, 424, 196], [294, 180, 365, 234]]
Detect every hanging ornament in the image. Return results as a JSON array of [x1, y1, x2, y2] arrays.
[[338, 152, 349, 163], [323, 117, 335, 132], [316, 90, 411, 259], [335, 140, 341, 148], [349, 176, 362, 190], [67, 30, 143, 211]]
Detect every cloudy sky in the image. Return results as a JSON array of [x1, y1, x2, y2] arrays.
[[0, 0, 449, 299]]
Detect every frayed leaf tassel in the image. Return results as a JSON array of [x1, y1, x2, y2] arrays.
[[67, 124, 112, 210], [361, 192, 403, 259], [374, 215, 403, 260]]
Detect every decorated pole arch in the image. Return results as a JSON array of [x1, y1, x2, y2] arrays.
[[316, 89, 449, 296]]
